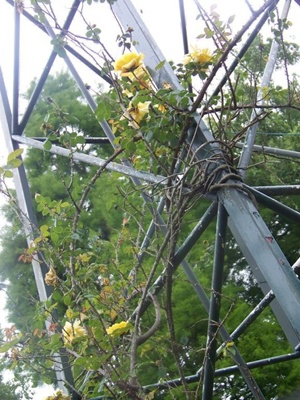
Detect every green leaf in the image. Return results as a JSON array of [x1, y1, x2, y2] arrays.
[[228, 15, 235, 24], [8, 158, 22, 168], [43, 139, 52, 151], [50, 231, 59, 243], [42, 208, 49, 216], [204, 27, 214, 38], [3, 170, 13, 178], [52, 44, 67, 58], [44, 333, 62, 352], [7, 148, 23, 163], [37, 203, 44, 212], [50, 333, 61, 346], [52, 290, 63, 303], [157, 366, 167, 379], [40, 225, 50, 237], [96, 101, 112, 121], [155, 60, 166, 71], [76, 135, 85, 144], [0, 335, 22, 353], [179, 335, 189, 346], [64, 293, 72, 306]]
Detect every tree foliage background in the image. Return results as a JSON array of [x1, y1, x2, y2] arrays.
[[0, 0, 300, 399]]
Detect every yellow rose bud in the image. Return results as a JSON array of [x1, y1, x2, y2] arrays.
[[106, 320, 130, 336]]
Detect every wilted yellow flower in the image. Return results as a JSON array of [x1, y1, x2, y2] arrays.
[[163, 81, 172, 90], [44, 390, 71, 400], [114, 52, 144, 76], [122, 88, 134, 98], [106, 320, 130, 336], [101, 277, 110, 286], [63, 319, 86, 344], [44, 266, 58, 287], [184, 47, 212, 66], [128, 101, 151, 128], [33, 328, 44, 338], [154, 103, 167, 113]]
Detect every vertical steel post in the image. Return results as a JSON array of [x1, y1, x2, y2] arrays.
[[1, 2, 83, 396], [12, 0, 20, 135], [238, 0, 292, 177], [179, 0, 189, 55], [202, 203, 227, 400], [0, 70, 78, 398]]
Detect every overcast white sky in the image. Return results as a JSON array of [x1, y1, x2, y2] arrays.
[[0, 0, 300, 398], [0, 0, 289, 97]]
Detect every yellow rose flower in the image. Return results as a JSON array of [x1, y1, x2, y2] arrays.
[[63, 319, 86, 344], [106, 320, 130, 336], [184, 47, 212, 66], [128, 101, 151, 128], [114, 52, 144, 75], [44, 266, 58, 287]]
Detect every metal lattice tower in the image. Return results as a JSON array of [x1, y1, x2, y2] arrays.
[[1, 0, 300, 399]]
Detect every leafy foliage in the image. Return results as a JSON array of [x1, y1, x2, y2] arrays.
[[1, 2, 300, 399]]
